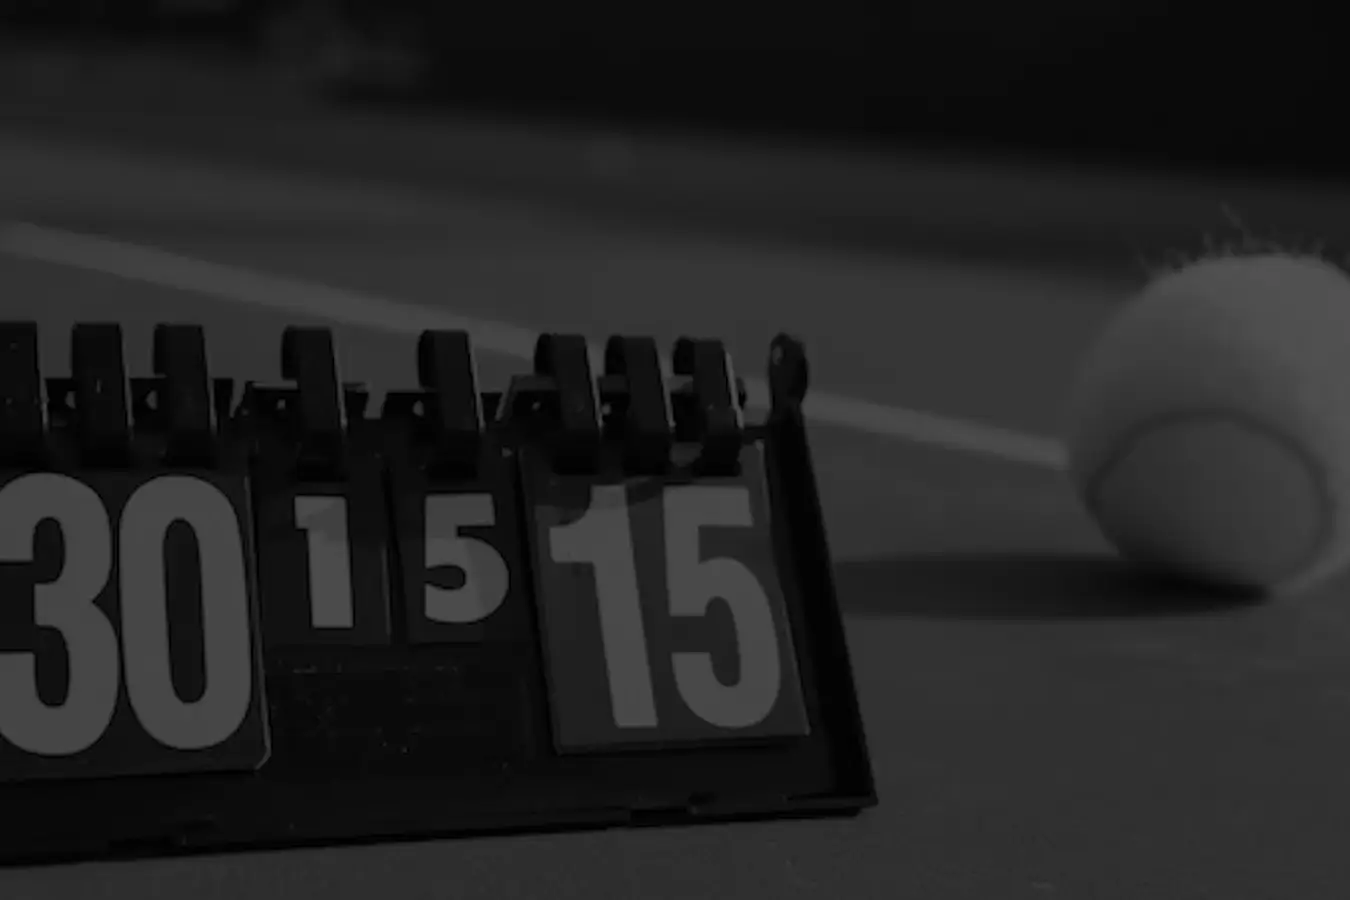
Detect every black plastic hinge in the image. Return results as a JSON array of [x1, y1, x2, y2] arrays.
[[381, 329, 486, 477], [237, 326, 365, 476], [128, 324, 219, 465], [0, 322, 46, 466], [70, 323, 132, 466], [671, 337, 744, 476], [599, 335, 672, 476], [500, 333, 601, 474]]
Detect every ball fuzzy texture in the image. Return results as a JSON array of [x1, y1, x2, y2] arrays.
[[1064, 252, 1350, 595]]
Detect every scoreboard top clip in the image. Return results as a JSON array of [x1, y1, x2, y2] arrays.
[[0, 322, 873, 867]]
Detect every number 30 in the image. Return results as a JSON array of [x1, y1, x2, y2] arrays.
[[550, 484, 782, 730], [0, 474, 254, 757]]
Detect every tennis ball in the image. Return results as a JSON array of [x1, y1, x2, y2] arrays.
[[1064, 252, 1350, 595]]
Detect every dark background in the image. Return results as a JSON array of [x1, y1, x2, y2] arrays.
[[1, 0, 1342, 179]]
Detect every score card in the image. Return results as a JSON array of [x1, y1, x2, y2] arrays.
[[0, 322, 874, 866], [525, 443, 810, 752]]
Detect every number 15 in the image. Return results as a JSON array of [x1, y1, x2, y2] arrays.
[[549, 484, 785, 731]]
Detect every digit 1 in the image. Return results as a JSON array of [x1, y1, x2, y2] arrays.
[[293, 496, 354, 629], [548, 484, 658, 729]]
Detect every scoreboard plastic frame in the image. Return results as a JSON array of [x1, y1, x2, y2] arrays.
[[0, 321, 874, 866]]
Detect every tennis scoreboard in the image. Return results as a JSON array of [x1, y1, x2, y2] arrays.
[[0, 321, 874, 865]]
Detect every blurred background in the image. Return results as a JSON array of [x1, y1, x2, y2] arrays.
[[1, 0, 1340, 175], [8, 10, 1350, 900], [6, 0, 1346, 274]]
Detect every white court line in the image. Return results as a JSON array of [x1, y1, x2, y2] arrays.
[[0, 222, 1068, 470]]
